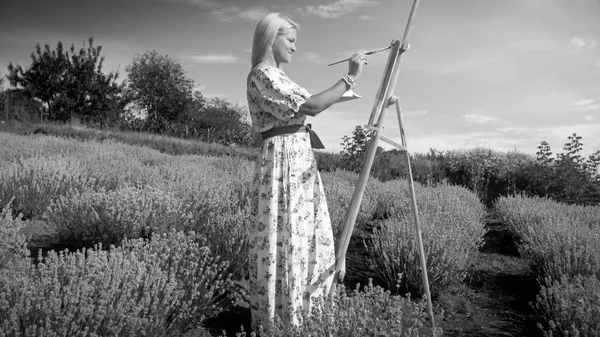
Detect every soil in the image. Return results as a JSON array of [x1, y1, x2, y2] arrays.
[[21, 217, 545, 336]]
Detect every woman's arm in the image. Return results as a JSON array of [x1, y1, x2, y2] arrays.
[[297, 78, 352, 117], [297, 52, 368, 117]]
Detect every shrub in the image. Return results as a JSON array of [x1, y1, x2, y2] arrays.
[[0, 200, 29, 269], [534, 274, 600, 337], [494, 195, 600, 336], [494, 195, 600, 282], [0, 155, 96, 219], [442, 148, 534, 207], [189, 211, 251, 283], [1, 123, 260, 161], [45, 186, 193, 249], [321, 170, 380, 242], [154, 155, 254, 281], [222, 281, 442, 337], [0, 232, 234, 337], [367, 181, 486, 298]]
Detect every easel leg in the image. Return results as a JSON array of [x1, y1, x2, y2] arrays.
[[389, 95, 436, 328]]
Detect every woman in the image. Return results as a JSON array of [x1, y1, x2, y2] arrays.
[[246, 12, 368, 332]]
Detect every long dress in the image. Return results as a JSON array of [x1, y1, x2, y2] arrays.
[[246, 65, 336, 332]]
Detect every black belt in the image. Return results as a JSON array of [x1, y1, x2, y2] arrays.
[[261, 124, 325, 149]]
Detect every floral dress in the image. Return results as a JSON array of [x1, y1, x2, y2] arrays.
[[246, 66, 336, 332]]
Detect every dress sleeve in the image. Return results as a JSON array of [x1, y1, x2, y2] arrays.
[[249, 68, 312, 121]]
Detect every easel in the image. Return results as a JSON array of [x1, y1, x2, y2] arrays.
[[330, 0, 436, 328]]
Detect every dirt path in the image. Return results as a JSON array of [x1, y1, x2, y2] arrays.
[[435, 219, 543, 336]]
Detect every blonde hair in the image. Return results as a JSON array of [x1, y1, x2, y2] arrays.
[[251, 13, 299, 68]]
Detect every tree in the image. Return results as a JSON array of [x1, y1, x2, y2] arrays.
[[531, 134, 600, 205], [60, 38, 124, 125], [6, 38, 121, 123], [7, 42, 69, 121], [536, 140, 553, 164], [125, 50, 196, 131], [340, 126, 385, 177], [193, 97, 255, 146], [561, 133, 584, 166]]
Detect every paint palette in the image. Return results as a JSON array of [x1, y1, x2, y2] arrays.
[[336, 89, 362, 103]]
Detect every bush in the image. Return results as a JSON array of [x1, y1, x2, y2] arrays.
[[442, 148, 534, 207], [222, 281, 441, 337], [45, 186, 193, 249], [534, 274, 600, 337], [494, 195, 600, 282], [366, 181, 486, 298], [0, 231, 234, 337], [494, 195, 600, 336], [0, 155, 96, 219], [1, 123, 260, 161], [321, 170, 380, 243], [0, 200, 29, 269]]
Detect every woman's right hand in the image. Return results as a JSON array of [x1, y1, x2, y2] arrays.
[[348, 52, 368, 81]]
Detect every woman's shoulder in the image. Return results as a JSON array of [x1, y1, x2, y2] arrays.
[[248, 65, 284, 82]]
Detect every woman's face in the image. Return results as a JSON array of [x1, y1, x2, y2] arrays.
[[272, 26, 297, 65]]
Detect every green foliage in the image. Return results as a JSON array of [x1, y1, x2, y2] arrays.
[[340, 125, 386, 177], [0, 89, 43, 123], [0, 154, 98, 219], [0, 231, 234, 337], [321, 170, 380, 243], [1, 124, 259, 162], [367, 182, 486, 298], [527, 134, 600, 205], [439, 148, 533, 207], [168, 97, 258, 147], [314, 150, 343, 172], [222, 281, 440, 337], [6, 38, 123, 124], [494, 194, 600, 335], [0, 200, 29, 269], [536, 140, 554, 165], [0, 131, 255, 280], [45, 186, 193, 249], [494, 195, 600, 282], [380, 149, 448, 186], [534, 274, 600, 337], [124, 50, 199, 132]]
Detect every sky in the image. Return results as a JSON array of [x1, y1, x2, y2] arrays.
[[1, 0, 600, 157]]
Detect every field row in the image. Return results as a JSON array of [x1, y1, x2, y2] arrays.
[[1, 131, 598, 336]]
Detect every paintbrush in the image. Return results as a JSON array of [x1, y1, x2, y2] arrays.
[[327, 45, 392, 66]]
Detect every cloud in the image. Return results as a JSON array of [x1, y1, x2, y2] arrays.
[[573, 98, 600, 111], [210, 7, 269, 22], [570, 35, 597, 50], [391, 131, 524, 155], [166, 0, 268, 22], [462, 114, 500, 125], [305, 0, 379, 19], [184, 53, 239, 64], [595, 60, 600, 67], [359, 14, 373, 20], [302, 52, 322, 64], [171, 0, 218, 6]]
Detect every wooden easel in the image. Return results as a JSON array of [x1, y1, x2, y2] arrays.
[[330, 0, 436, 328]]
